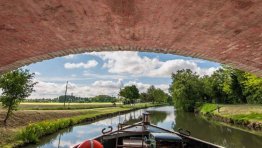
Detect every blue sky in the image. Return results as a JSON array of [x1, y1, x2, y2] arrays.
[[23, 51, 220, 98]]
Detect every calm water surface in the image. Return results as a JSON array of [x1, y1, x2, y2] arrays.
[[24, 106, 262, 148]]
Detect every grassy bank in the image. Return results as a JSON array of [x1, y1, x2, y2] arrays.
[[199, 104, 262, 130], [0, 103, 159, 148], [0, 102, 120, 110]]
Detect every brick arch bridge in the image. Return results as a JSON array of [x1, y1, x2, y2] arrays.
[[0, 0, 261, 76]]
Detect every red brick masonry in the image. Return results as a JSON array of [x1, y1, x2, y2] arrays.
[[0, 0, 261, 76]]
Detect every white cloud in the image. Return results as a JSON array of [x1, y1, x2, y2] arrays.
[[29, 79, 168, 98], [92, 79, 123, 88], [82, 71, 130, 80], [26, 51, 219, 98], [36, 76, 93, 83], [147, 60, 219, 77], [89, 51, 159, 75], [52, 139, 82, 148], [87, 51, 218, 77], [29, 79, 121, 98], [34, 72, 41, 76], [71, 74, 77, 77], [64, 60, 98, 69], [63, 54, 77, 59]]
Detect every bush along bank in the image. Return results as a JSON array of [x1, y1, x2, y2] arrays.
[[199, 104, 262, 131], [3, 104, 162, 148]]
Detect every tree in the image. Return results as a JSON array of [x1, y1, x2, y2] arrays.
[[169, 69, 203, 112], [242, 73, 262, 104], [141, 86, 169, 104], [228, 69, 247, 103], [147, 85, 157, 103], [140, 92, 150, 102], [167, 95, 173, 105], [0, 69, 37, 124], [169, 65, 262, 111], [152, 88, 168, 103], [210, 66, 247, 104], [119, 85, 140, 104], [209, 68, 229, 103], [200, 76, 213, 103]]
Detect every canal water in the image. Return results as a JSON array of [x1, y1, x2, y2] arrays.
[[25, 106, 262, 148]]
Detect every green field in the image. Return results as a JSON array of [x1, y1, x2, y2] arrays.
[[0, 102, 120, 110]]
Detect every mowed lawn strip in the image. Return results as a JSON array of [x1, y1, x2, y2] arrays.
[[213, 104, 262, 123], [200, 104, 262, 125]]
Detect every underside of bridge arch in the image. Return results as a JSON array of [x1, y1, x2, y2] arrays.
[[0, 0, 261, 76]]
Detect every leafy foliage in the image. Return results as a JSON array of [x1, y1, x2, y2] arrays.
[[120, 85, 140, 104], [243, 73, 262, 104], [152, 88, 169, 103], [0, 69, 37, 124], [169, 69, 203, 112], [169, 66, 262, 112], [140, 85, 169, 104], [18, 119, 74, 143], [139, 92, 150, 102]]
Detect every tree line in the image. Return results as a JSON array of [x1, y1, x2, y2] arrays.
[[169, 66, 262, 112], [25, 95, 117, 103], [119, 85, 171, 104]]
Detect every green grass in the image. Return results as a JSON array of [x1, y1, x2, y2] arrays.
[[230, 113, 262, 122], [199, 103, 218, 114], [214, 104, 262, 123], [199, 103, 262, 130], [16, 107, 128, 144], [0, 102, 119, 110], [0, 103, 160, 147]]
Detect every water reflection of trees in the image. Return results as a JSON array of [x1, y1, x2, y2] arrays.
[[24, 126, 74, 148], [173, 111, 262, 148], [123, 112, 142, 125], [147, 111, 168, 125]]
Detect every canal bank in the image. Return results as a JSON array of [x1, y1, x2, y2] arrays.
[[199, 104, 262, 131], [24, 106, 262, 148], [0, 103, 160, 148]]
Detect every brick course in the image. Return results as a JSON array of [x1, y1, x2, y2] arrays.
[[0, 0, 261, 76]]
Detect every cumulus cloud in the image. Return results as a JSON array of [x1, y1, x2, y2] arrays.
[[29, 79, 122, 98], [52, 139, 82, 148], [89, 51, 159, 75], [63, 54, 77, 59], [64, 60, 98, 69], [83, 71, 130, 80], [34, 72, 41, 76], [29, 79, 168, 98], [92, 79, 124, 88], [87, 51, 218, 77], [147, 60, 219, 77], [27, 51, 219, 98]]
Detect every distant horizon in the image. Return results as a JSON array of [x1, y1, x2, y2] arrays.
[[20, 51, 220, 99]]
